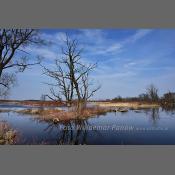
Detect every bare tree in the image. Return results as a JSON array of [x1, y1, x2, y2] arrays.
[[42, 58, 73, 105], [0, 29, 43, 98], [138, 93, 149, 102], [162, 91, 175, 105], [61, 35, 99, 111], [146, 84, 159, 102], [42, 35, 100, 110], [79, 72, 101, 109], [0, 29, 43, 75], [0, 72, 16, 99]]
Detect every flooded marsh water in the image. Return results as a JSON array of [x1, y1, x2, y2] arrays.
[[0, 103, 175, 145]]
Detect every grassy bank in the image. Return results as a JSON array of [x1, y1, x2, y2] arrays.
[[95, 101, 160, 109]]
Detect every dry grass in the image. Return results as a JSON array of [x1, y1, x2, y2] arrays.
[[79, 107, 112, 117], [0, 109, 12, 113], [17, 106, 112, 122], [20, 100, 64, 107], [95, 101, 160, 109], [0, 121, 18, 145], [0, 99, 64, 107]]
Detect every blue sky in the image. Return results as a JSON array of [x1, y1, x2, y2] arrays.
[[9, 29, 175, 100]]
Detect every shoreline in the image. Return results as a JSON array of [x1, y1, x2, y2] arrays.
[[0, 100, 64, 107], [95, 101, 160, 109], [0, 101, 161, 123]]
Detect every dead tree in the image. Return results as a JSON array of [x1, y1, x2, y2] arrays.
[[59, 35, 100, 111], [42, 35, 100, 110], [146, 84, 159, 102], [79, 72, 101, 109], [0, 29, 43, 75], [0, 72, 16, 98], [42, 59, 73, 106], [61, 35, 100, 111], [0, 29, 43, 98]]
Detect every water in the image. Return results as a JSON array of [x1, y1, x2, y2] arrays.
[[0, 104, 175, 145], [0, 103, 66, 111]]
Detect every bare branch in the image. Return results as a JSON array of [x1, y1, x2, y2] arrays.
[[0, 72, 16, 99], [0, 29, 43, 75], [42, 35, 100, 110]]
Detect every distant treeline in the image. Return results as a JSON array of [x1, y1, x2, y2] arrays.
[[112, 93, 175, 103], [111, 84, 175, 107]]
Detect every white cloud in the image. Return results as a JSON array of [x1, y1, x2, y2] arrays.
[[106, 43, 122, 52], [39, 29, 153, 58], [123, 29, 153, 44], [83, 29, 153, 55], [27, 29, 153, 85], [94, 43, 123, 55], [131, 29, 153, 42], [123, 62, 137, 68], [26, 46, 58, 60], [77, 29, 105, 43], [93, 71, 136, 79], [55, 32, 67, 41]]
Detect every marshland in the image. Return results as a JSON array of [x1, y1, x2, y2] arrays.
[[0, 29, 175, 145]]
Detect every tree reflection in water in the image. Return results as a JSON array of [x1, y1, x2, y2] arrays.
[[161, 105, 175, 116], [44, 119, 98, 145], [151, 108, 160, 125], [143, 108, 160, 125]]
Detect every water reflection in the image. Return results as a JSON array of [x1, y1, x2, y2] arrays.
[[162, 105, 175, 116], [150, 108, 160, 125], [43, 119, 98, 145], [143, 108, 160, 125], [1, 105, 175, 145]]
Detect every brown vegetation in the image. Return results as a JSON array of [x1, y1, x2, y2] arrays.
[[0, 99, 65, 107], [17, 106, 112, 122], [0, 121, 18, 145], [20, 100, 64, 107], [95, 101, 160, 109]]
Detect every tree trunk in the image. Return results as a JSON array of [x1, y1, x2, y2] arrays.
[[0, 64, 3, 78]]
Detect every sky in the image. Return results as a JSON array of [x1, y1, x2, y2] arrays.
[[8, 29, 175, 100]]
